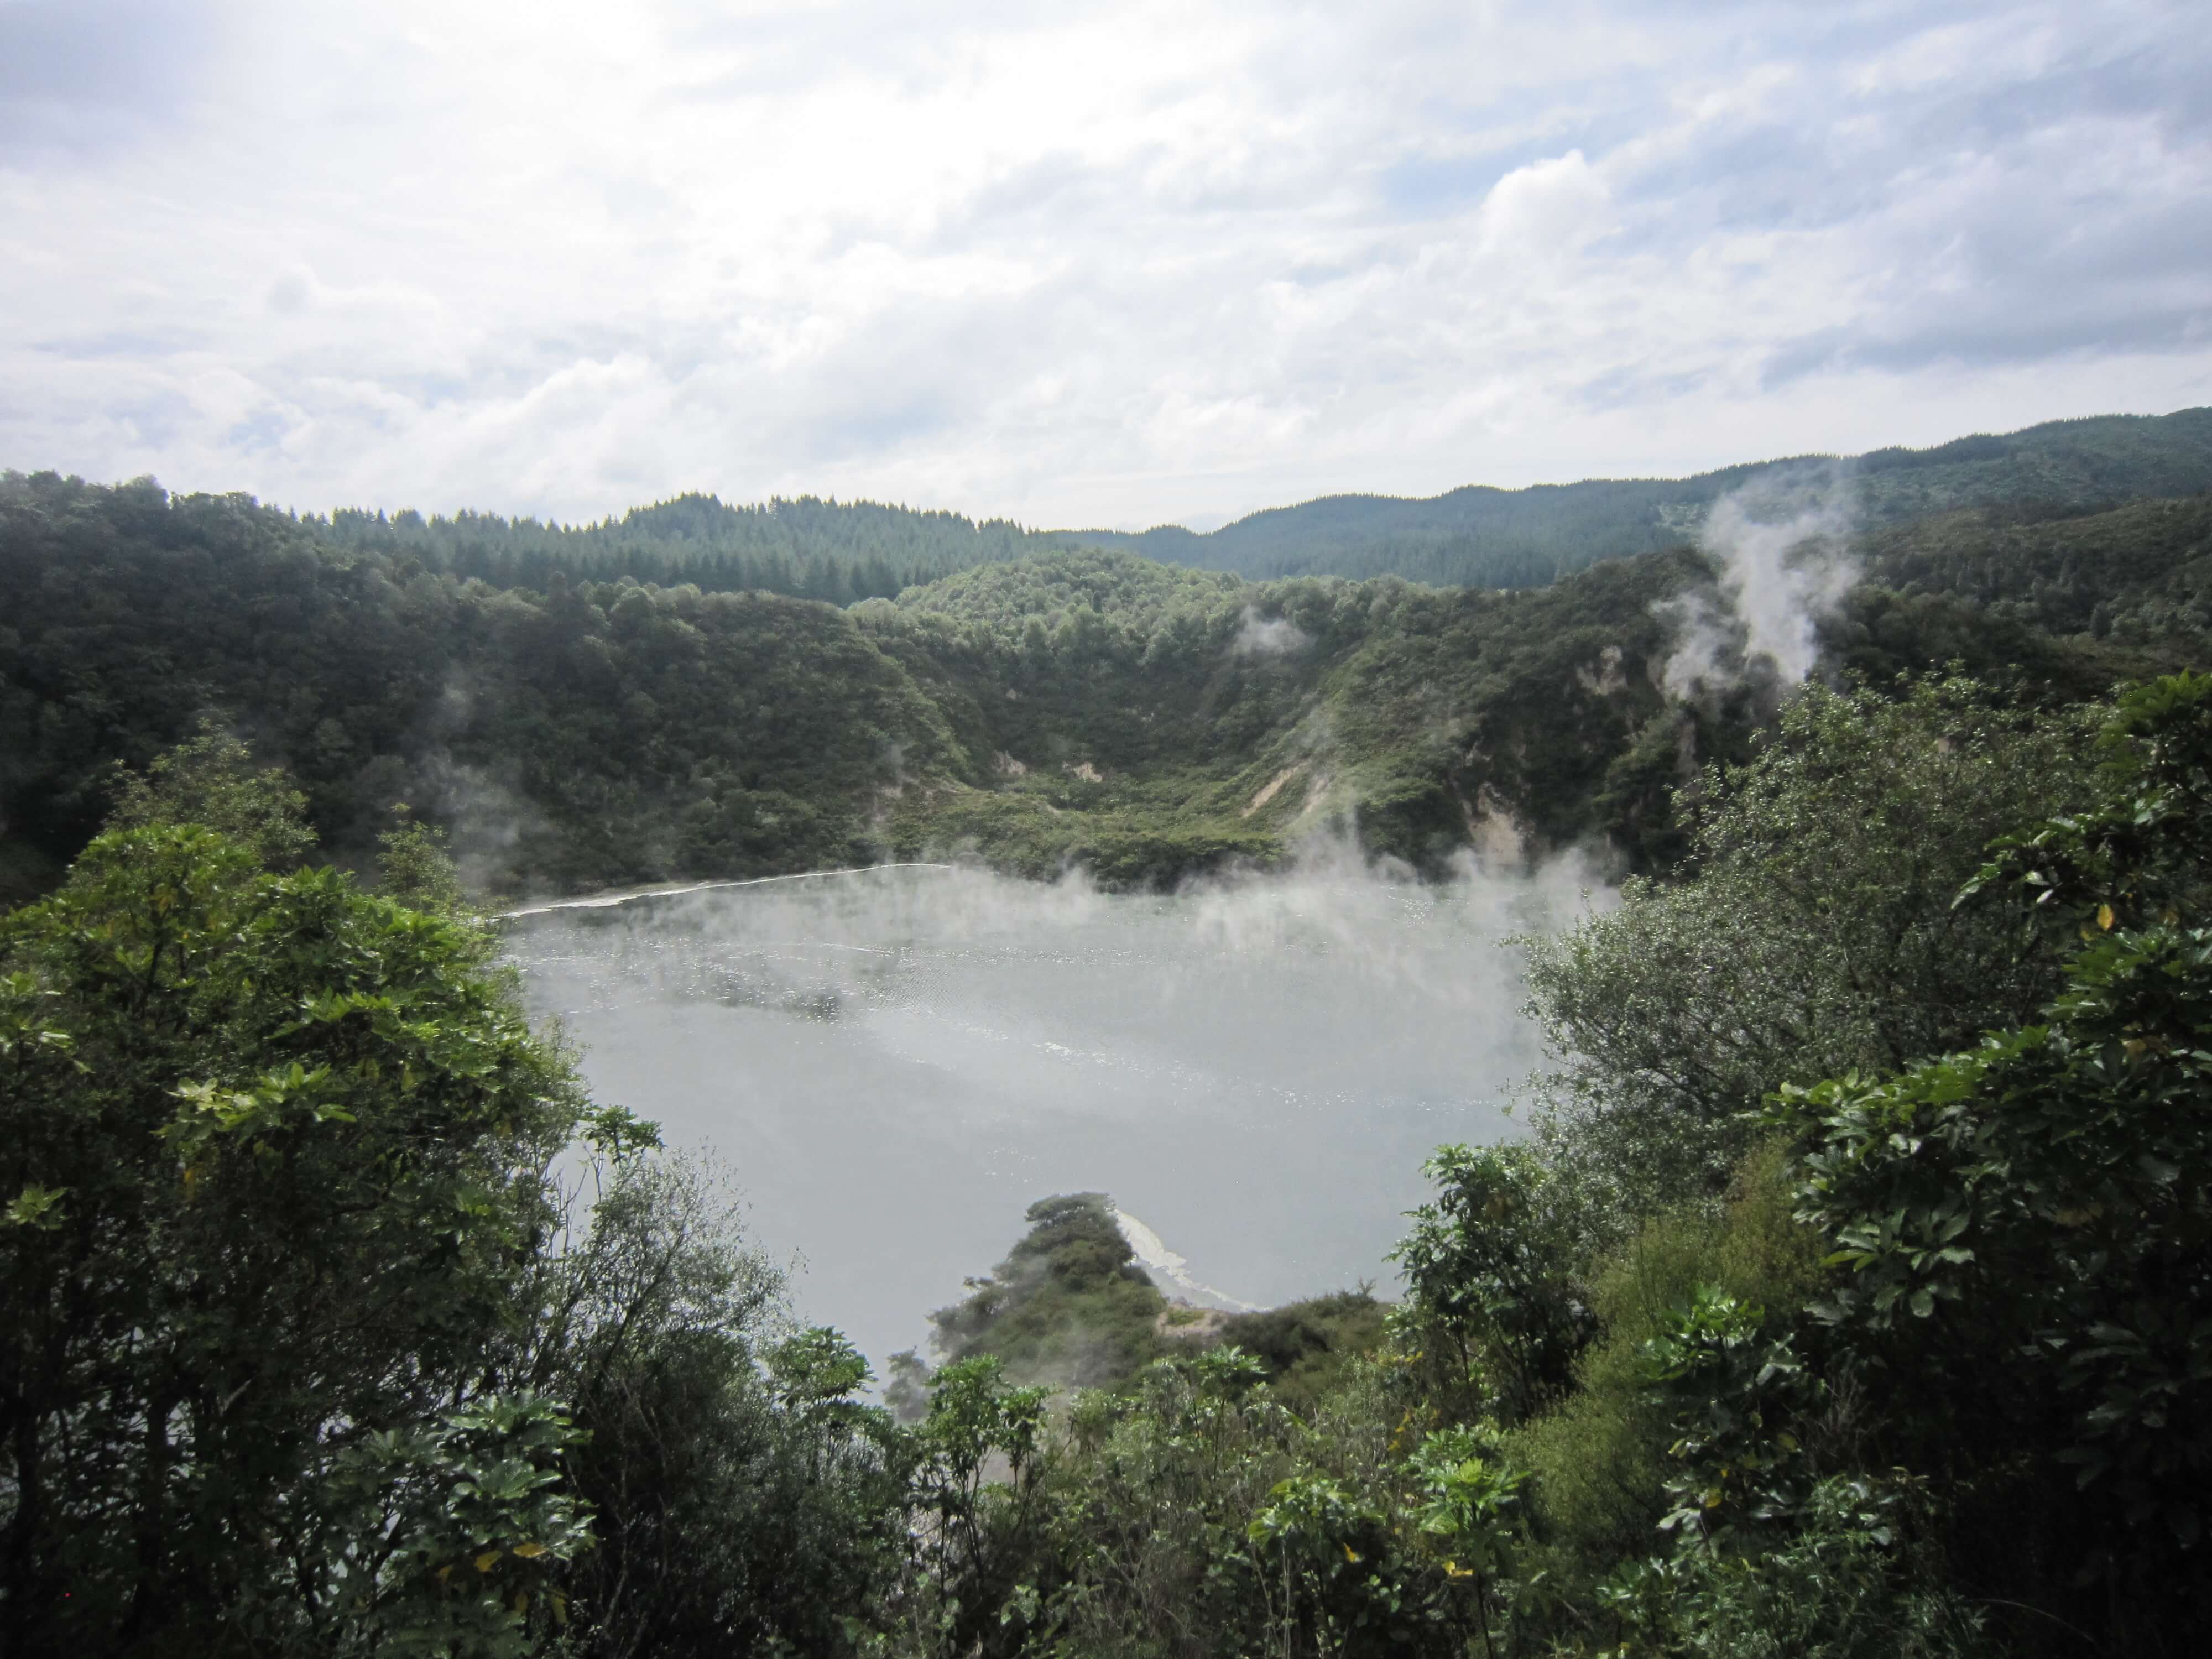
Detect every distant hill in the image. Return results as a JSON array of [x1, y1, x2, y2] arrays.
[[1070, 406, 2212, 588], [301, 407, 2212, 602], [1858, 494, 2212, 643]]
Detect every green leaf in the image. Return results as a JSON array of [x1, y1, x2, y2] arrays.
[[3, 1183, 69, 1230]]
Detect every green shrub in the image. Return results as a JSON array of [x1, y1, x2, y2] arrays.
[[1510, 1147, 1829, 1588], [1592, 1476, 1992, 1659]]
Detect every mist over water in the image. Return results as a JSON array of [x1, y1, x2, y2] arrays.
[[505, 854, 1604, 1373]]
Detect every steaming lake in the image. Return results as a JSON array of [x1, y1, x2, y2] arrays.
[[505, 859, 1599, 1373]]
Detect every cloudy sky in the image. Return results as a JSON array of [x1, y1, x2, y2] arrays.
[[3, 0, 2208, 530]]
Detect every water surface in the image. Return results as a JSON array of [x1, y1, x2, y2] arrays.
[[506, 858, 1596, 1371]]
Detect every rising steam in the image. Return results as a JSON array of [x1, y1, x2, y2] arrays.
[[1231, 605, 1312, 658], [502, 845, 1609, 1370], [1660, 468, 1858, 699]]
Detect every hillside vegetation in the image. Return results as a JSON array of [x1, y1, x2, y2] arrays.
[[149, 405, 2212, 606], [320, 491, 1081, 605], [7, 419, 2212, 1654], [9, 675, 2210, 1656], [6, 458, 2200, 904], [1860, 492, 2212, 642], [862, 675, 2212, 1658]]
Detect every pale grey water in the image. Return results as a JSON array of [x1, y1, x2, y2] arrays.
[[505, 858, 1598, 1375]]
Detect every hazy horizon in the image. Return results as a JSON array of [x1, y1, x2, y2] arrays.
[[42, 400, 2199, 544]]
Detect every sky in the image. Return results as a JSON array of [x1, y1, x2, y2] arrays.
[[2, 0, 2208, 532]]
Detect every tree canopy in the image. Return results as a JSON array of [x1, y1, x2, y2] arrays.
[[4, 436, 2212, 1655], [7, 431, 2203, 905]]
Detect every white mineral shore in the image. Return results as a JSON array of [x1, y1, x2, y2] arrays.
[[1112, 1206, 1261, 1312], [497, 862, 958, 919]]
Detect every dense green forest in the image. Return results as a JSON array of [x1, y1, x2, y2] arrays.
[[6, 674, 2209, 1655], [5, 422, 2212, 1653], [319, 492, 1080, 606], [4, 454, 2204, 905]]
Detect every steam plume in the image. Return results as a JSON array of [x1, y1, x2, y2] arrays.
[[1660, 468, 1858, 699], [1230, 605, 1312, 658]]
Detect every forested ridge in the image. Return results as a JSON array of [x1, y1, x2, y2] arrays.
[[4, 451, 2206, 905], [320, 492, 1080, 607], [302, 405, 2212, 598], [1078, 405, 2212, 587]]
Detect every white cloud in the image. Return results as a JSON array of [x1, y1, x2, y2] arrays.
[[1477, 150, 1612, 255], [0, 0, 2208, 529]]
